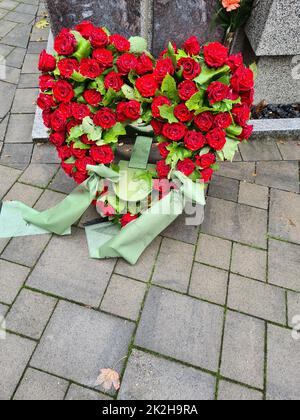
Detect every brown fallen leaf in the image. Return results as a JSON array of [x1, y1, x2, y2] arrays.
[[35, 18, 50, 30], [288, 218, 297, 227], [96, 368, 120, 391]]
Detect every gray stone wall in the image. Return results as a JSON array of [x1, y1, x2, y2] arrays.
[[45, 0, 223, 53]]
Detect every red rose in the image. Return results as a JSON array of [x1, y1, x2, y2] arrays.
[[206, 128, 227, 150], [62, 161, 75, 177], [42, 110, 51, 128], [154, 58, 175, 83], [174, 103, 194, 122], [83, 89, 102, 106], [194, 112, 214, 132], [110, 34, 130, 52], [232, 103, 251, 127], [201, 168, 214, 183], [75, 21, 95, 39], [71, 144, 87, 159], [116, 102, 128, 122], [183, 36, 201, 56], [38, 50, 56, 72], [158, 142, 171, 158], [90, 145, 114, 164], [79, 58, 102, 78], [177, 158, 195, 176], [240, 89, 254, 106], [54, 28, 77, 56], [37, 93, 56, 110], [73, 171, 88, 184], [116, 53, 138, 75], [58, 102, 73, 119], [151, 120, 164, 136], [124, 100, 141, 120], [156, 160, 171, 178], [75, 156, 95, 173], [178, 58, 201, 80], [214, 112, 232, 129], [231, 65, 254, 92], [136, 74, 158, 98], [90, 27, 109, 48], [51, 109, 67, 131], [184, 130, 206, 151], [151, 96, 172, 119], [53, 80, 74, 103], [94, 108, 116, 129], [227, 53, 243, 73], [238, 124, 253, 141], [203, 42, 229, 68], [196, 152, 216, 168], [93, 48, 114, 68], [57, 145, 72, 161], [39, 74, 55, 91], [136, 53, 154, 75], [178, 80, 197, 101], [162, 122, 187, 141], [58, 58, 79, 78], [120, 213, 138, 228], [72, 103, 90, 120], [104, 71, 124, 92], [81, 134, 95, 145], [207, 81, 230, 104], [49, 131, 65, 147]]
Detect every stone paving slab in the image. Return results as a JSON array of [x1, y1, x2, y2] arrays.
[[218, 380, 263, 401], [135, 287, 224, 372], [5, 289, 57, 339], [1, 23, 32, 48], [0, 142, 33, 169], [30, 301, 135, 392], [238, 182, 269, 209], [195, 234, 232, 271], [217, 162, 256, 182], [161, 212, 199, 245], [231, 243, 267, 282], [267, 324, 300, 400], [0, 81, 16, 119], [0, 302, 9, 317], [5, 114, 35, 143], [269, 189, 300, 245], [277, 141, 300, 160], [221, 311, 265, 389], [0, 332, 36, 400], [228, 274, 286, 324], [27, 228, 116, 306], [287, 292, 300, 328], [4, 181, 42, 206], [268, 239, 300, 292], [101, 275, 147, 321], [65, 384, 112, 401], [208, 175, 239, 202], [0, 259, 30, 304], [13, 368, 68, 400], [0, 163, 21, 198], [118, 350, 216, 400], [255, 161, 299, 193], [2, 234, 50, 267], [202, 197, 268, 249], [19, 163, 59, 188], [152, 238, 195, 293], [239, 138, 282, 161]]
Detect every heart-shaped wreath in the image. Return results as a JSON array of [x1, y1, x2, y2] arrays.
[[37, 21, 254, 228]]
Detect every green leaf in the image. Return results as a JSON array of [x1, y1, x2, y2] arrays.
[[189, 170, 201, 182], [69, 125, 84, 140], [199, 146, 211, 156], [158, 105, 179, 123], [87, 126, 103, 141], [121, 84, 136, 100], [213, 97, 241, 113], [161, 74, 179, 102], [194, 64, 230, 85], [82, 116, 94, 134], [103, 122, 126, 143], [64, 156, 76, 164], [71, 72, 86, 83], [95, 76, 106, 95], [141, 109, 153, 124], [218, 137, 240, 162], [226, 125, 243, 137], [71, 31, 92, 61], [166, 143, 192, 169], [194, 106, 215, 115], [186, 90, 205, 111], [249, 62, 258, 80], [102, 88, 118, 106], [74, 85, 86, 97], [128, 70, 138, 86], [73, 141, 91, 150], [129, 36, 148, 54]]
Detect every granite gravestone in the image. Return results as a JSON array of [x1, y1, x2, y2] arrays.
[[45, 0, 223, 55]]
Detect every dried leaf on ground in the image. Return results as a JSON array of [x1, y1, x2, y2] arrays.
[[35, 18, 50, 29], [96, 368, 120, 391]]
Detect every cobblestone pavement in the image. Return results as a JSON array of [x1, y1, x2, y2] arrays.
[[0, 0, 300, 401]]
